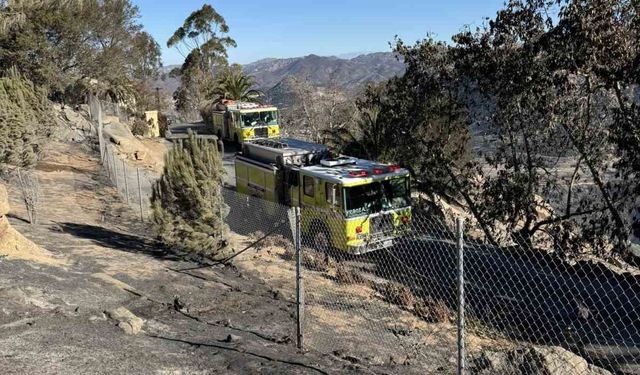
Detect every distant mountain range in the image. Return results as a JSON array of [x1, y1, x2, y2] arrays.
[[244, 52, 404, 91], [153, 52, 405, 95]]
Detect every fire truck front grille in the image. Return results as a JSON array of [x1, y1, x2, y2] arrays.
[[369, 214, 394, 237], [254, 127, 268, 138]]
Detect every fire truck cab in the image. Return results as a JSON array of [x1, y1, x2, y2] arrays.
[[201, 100, 280, 145], [235, 138, 411, 254]]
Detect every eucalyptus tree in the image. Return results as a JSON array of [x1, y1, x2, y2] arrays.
[[167, 4, 236, 117]]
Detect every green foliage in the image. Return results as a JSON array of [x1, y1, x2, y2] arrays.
[[167, 4, 236, 69], [130, 118, 148, 136], [167, 4, 236, 117], [151, 131, 229, 256], [323, 83, 394, 162], [329, 38, 476, 200], [208, 64, 263, 103], [452, 0, 639, 256], [329, 1, 639, 258], [0, 67, 55, 167], [157, 112, 168, 138], [0, 0, 162, 106]]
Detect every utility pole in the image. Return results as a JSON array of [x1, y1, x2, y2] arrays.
[[155, 87, 161, 110]]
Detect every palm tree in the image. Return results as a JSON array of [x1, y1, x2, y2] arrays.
[[209, 65, 263, 103]]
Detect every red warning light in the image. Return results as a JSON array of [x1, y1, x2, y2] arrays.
[[348, 170, 368, 177]]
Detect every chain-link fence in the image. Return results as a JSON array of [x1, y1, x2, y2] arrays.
[[86, 96, 160, 220], [93, 160, 640, 374], [100, 142, 159, 220], [288, 204, 640, 374], [220, 187, 640, 374], [82, 100, 639, 373]]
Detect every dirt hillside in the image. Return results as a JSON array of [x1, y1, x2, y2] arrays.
[[0, 184, 67, 267], [0, 142, 358, 374]]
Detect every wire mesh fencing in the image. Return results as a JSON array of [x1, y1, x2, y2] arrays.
[[292, 205, 640, 375], [100, 141, 159, 220], [88, 151, 640, 375], [79, 101, 638, 373]]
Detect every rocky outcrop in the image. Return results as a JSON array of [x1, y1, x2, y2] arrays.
[[53, 103, 94, 142], [469, 346, 612, 375], [105, 307, 144, 335], [103, 122, 148, 161]]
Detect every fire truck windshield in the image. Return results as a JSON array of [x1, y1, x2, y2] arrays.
[[343, 177, 410, 218], [241, 111, 278, 127]]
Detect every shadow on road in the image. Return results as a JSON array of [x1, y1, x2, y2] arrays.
[[349, 227, 640, 373]]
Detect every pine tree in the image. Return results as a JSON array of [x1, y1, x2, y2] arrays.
[[151, 130, 229, 257], [0, 67, 55, 168]]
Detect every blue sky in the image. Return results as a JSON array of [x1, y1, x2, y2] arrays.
[[133, 0, 506, 66]]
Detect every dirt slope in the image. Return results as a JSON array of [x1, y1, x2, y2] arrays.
[[0, 142, 359, 374]]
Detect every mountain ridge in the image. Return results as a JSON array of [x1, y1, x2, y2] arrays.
[[153, 52, 404, 95]]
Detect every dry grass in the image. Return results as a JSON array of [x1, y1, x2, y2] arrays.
[[0, 217, 67, 267], [302, 247, 333, 272], [414, 297, 451, 323], [262, 234, 294, 252], [378, 282, 415, 309], [17, 169, 40, 224], [335, 263, 366, 284]]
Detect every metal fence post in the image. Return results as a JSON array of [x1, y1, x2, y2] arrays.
[[137, 167, 144, 222], [456, 217, 466, 375], [103, 143, 110, 178], [122, 160, 129, 204], [97, 99, 104, 163], [295, 206, 304, 350], [107, 146, 114, 180], [113, 152, 119, 192]]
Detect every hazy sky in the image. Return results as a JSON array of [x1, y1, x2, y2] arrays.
[[132, 0, 506, 66]]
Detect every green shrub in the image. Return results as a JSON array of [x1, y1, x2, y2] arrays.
[[151, 130, 229, 257], [0, 68, 55, 167], [130, 118, 149, 136], [158, 112, 168, 137]]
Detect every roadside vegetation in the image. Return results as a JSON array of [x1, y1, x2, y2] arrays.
[[0, 68, 55, 168], [285, 0, 640, 264], [1, 0, 638, 266], [151, 131, 229, 257], [0, 0, 164, 171]]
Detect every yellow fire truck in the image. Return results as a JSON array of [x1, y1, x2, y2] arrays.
[[235, 138, 411, 254], [200, 100, 280, 145]]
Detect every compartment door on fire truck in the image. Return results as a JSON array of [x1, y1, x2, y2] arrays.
[[301, 174, 316, 207]]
